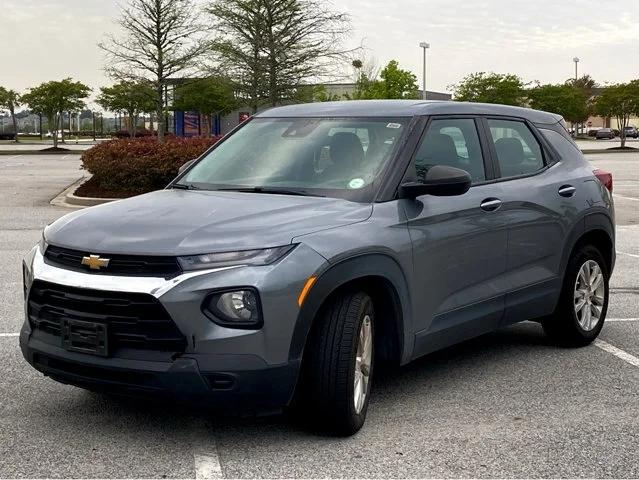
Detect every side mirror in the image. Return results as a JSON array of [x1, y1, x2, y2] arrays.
[[399, 165, 472, 199], [178, 158, 197, 175]]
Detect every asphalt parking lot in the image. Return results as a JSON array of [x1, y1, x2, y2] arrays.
[[1, 153, 638, 478]]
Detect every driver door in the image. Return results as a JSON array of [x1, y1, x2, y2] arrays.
[[403, 117, 510, 358]]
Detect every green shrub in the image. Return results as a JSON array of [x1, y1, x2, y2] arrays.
[[81, 136, 221, 195]]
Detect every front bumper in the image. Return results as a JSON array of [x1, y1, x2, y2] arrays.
[[20, 333, 299, 409], [21, 243, 328, 409]]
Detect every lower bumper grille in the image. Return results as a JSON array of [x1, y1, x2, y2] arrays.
[[28, 280, 187, 354]]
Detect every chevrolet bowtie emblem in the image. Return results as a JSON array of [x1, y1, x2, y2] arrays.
[[81, 255, 110, 270]]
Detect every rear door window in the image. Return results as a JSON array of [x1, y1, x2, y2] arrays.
[[487, 119, 545, 178]]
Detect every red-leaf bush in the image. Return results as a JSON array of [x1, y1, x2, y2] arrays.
[[80, 136, 221, 197]]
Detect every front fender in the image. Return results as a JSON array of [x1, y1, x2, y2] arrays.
[[288, 253, 414, 365]]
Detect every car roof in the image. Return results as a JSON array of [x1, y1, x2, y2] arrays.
[[255, 100, 564, 125]]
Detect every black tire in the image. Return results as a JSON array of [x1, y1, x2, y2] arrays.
[[298, 291, 375, 436], [542, 244, 609, 347]]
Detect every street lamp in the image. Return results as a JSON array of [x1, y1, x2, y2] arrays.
[[419, 42, 430, 100], [573, 57, 580, 136]]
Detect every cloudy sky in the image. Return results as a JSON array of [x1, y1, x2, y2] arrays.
[[2, 0, 638, 104]]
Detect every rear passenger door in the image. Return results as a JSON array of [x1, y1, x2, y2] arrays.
[[481, 117, 572, 324], [404, 117, 510, 357]]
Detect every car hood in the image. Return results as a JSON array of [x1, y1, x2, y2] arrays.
[[45, 189, 372, 256]]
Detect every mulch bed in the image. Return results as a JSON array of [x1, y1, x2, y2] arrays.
[[607, 146, 638, 151], [74, 177, 139, 199], [41, 146, 70, 152]]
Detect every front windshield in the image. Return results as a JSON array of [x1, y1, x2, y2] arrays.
[[179, 117, 408, 200]]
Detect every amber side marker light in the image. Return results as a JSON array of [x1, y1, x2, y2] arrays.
[[298, 276, 317, 306]]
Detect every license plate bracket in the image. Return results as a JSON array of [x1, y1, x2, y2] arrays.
[[62, 319, 108, 357]]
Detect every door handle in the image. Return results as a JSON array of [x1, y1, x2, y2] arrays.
[[558, 185, 576, 197], [480, 198, 502, 212]]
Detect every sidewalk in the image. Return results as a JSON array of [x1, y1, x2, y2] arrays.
[[575, 138, 639, 151], [0, 142, 95, 154]]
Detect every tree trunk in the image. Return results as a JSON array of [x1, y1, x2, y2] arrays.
[[269, 58, 277, 107], [128, 110, 135, 138], [156, 83, 165, 143], [52, 114, 59, 149], [10, 108, 18, 142]]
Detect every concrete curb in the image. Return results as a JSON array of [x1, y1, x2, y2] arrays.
[[50, 176, 119, 208], [0, 150, 86, 155], [582, 149, 639, 155]]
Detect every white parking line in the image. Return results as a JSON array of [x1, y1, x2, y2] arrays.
[[595, 339, 639, 368], [607, 318, 639, 322], [0, 333, 19, 337], [617, 250, 639, 259], [194, 450, 223, 479], [614, 194, 639, 202]]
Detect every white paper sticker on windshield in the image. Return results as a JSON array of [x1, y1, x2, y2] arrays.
[[348, 178, 365, 189], [386, 123, 402, 129]]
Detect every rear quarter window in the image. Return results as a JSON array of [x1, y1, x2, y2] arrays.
[[540, 128, 582, 158]]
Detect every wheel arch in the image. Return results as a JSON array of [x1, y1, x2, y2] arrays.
[[288, 253, 413, 368], [560, 212, 615, 280]]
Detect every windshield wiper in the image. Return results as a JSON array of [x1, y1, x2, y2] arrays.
[[216, 186, 324, 197], [170, 183, 200, 190]]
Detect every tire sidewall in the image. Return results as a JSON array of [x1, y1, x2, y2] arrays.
[[345, 295, 375, 430]]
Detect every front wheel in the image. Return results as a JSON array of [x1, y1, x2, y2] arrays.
[[543, 244, 609, 346], [298, 291, 375, 436]]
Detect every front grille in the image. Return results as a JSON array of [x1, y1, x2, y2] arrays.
[[28, 280, 187, 353], [44, 245, 181, 278]]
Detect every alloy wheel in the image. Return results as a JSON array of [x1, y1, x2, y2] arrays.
[[354, 314, 372, 414], [574, 260, 606, 331]]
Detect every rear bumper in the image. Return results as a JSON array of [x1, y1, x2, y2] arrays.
[[20, 332, 299, 411]]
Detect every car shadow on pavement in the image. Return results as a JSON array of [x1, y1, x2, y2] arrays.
[[63, 321, 558, 438]]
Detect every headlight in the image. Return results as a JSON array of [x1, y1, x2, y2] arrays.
[[178, 245, 295, 271], [203, 289, 262, 329]]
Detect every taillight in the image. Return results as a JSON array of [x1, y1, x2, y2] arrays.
[[593, 169, 613, 193]]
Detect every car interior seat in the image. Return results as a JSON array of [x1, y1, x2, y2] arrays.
[[494, 137, 526, 177]]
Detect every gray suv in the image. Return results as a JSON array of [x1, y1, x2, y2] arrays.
[[20, 101, 615, 435]]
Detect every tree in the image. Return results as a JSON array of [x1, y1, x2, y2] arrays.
[[452, 72, 527, 106], [0, 87, 21, 142], [173, 77, 237, 136], [528, 84, 589, 125], [594, 81, 639, 148], [366, 60, 418, 99], [344, 60, 418, 100], [566, 74, 597, 95], [294, 84, 343, 103], [208, 0, 352, 112], [21, 79, 91, 149], [99, 0, 210, 142], [97, 81, 156, 138]]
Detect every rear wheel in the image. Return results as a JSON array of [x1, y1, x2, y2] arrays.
[[543, 244, 609, 346], [298, 291, 374, 436]]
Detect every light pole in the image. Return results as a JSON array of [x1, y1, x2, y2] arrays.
[[420, 42, 430, 100], [573, 57, 580, 136]]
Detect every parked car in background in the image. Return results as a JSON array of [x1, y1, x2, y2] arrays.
[[623, 126, 639, 139], [20, 100, 616, 435], [596, 128, 616, 140]]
